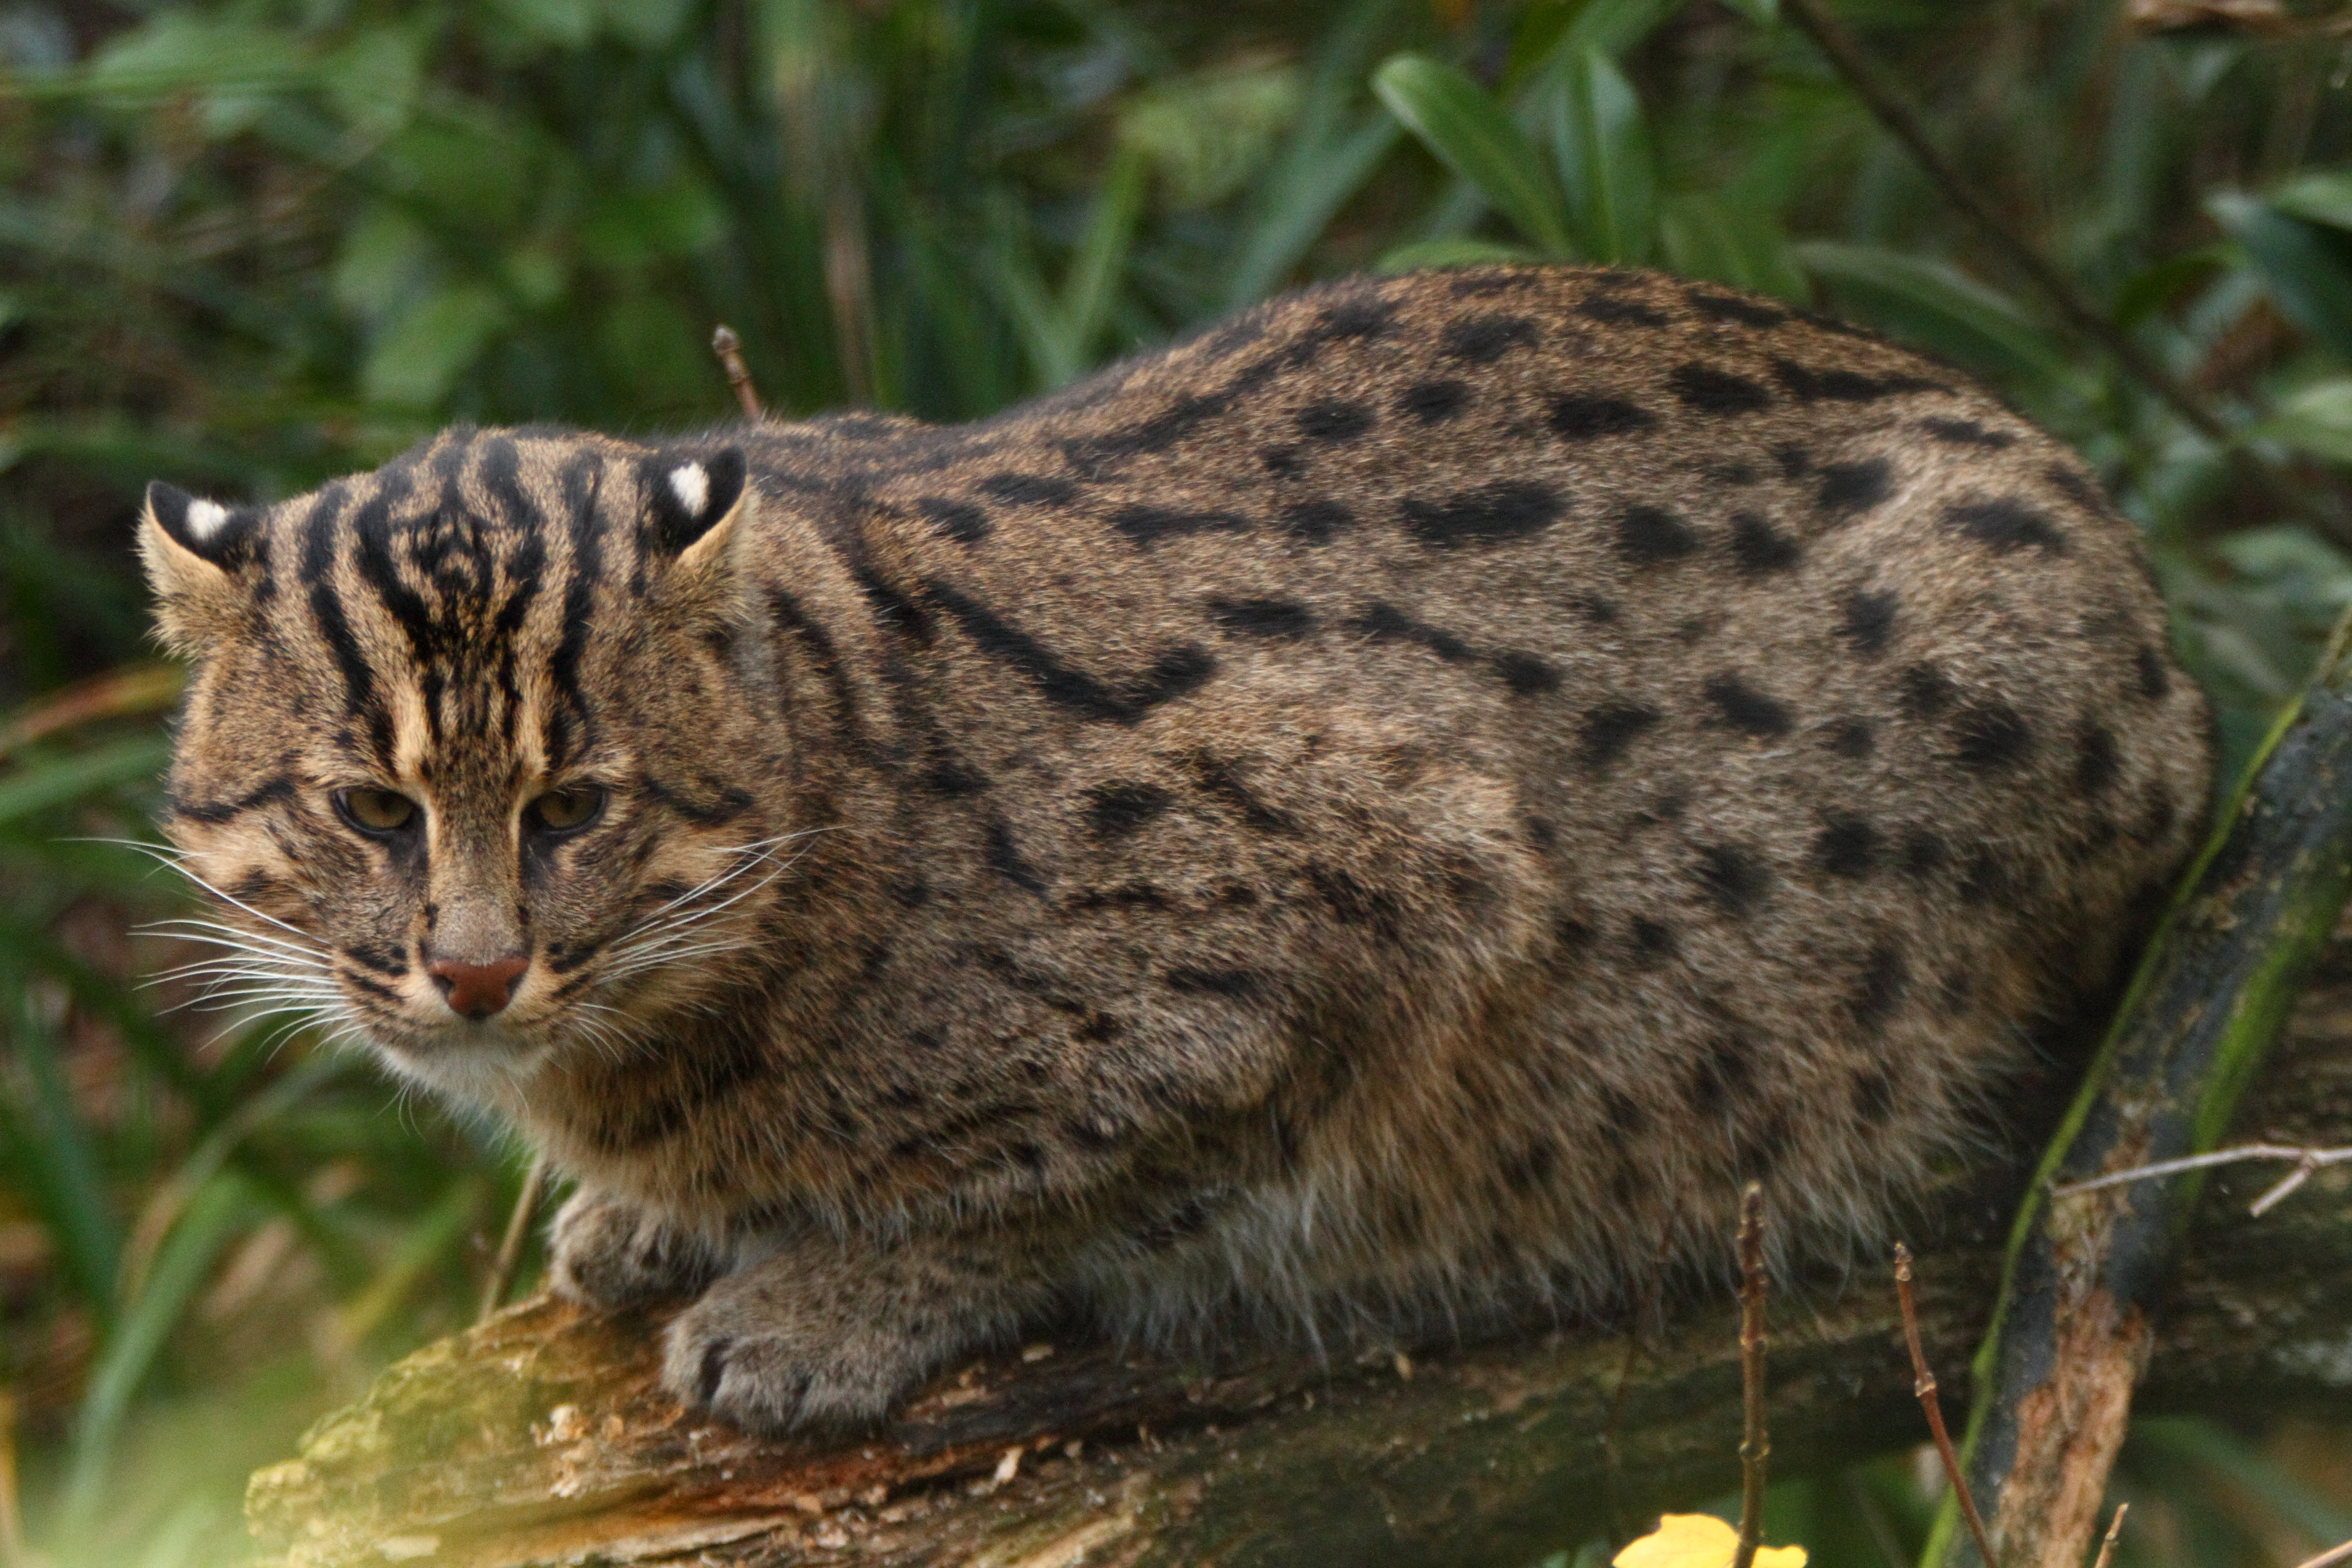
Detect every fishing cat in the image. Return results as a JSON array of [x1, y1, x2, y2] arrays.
[[141, 266, 2211, 1432]]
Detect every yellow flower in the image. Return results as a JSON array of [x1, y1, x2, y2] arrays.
[[1613, 1514, 1808, 1568]]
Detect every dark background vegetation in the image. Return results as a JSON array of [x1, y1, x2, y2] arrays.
[[2, 0, 2351, 1562]]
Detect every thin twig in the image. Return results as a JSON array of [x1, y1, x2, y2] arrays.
[[0, 1388, 21, 1568], [478, 1152, 549, 1325], [2293, 1539, 2352, 1568], [711, 325, 765, 421], [2049, 1142, 2351, 1215], [1896, 1243, 1999, 1568], [2090, 1503, 2128, 1568], [1732, 1181, 1768, 1568]]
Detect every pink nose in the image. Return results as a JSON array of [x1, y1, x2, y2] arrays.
[[427, 955, 529, 1019]]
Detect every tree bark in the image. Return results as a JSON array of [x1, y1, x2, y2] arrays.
[[243, 962, 2352, 1568]]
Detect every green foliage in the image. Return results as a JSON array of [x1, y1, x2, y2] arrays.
[[3, 0, 2352, 1563]]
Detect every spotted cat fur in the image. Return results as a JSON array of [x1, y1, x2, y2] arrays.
[[142, 265, 2212, 1432]]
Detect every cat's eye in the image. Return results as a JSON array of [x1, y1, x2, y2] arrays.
[[335, 788, 417, 835], [526, 785, 605, 835]]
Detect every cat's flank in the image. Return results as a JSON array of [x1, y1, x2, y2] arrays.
[[142, 266, 2210, 1432]]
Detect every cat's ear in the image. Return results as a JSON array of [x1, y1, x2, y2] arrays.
[[139, 481, 260, 656], [645, 449, 749, 570]]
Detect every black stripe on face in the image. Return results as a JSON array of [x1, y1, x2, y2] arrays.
[[171, 773, 297, 825], [546, 459, 604, 772], [640, 774, 755, 826]]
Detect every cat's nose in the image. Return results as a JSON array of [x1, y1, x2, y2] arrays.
[[427, 954, 529, 1019]]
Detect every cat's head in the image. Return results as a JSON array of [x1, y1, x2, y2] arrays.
[[141, 427, 791, 1110]]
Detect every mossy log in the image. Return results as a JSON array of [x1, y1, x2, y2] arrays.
[[244, 966, 2352, 1568]]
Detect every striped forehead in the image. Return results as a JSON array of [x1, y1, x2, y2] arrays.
[[266, 432, 619, 776]]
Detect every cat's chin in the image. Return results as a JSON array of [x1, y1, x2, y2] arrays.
[[364, 1019, 558, 1110]]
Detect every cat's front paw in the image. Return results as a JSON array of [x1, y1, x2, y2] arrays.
[[659, 1245, 1025, 1433], [547, 1186, 723, 1309]]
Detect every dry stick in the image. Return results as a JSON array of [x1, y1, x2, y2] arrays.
[[2050, 1142, 2351, 1215], [1731, 1182, 1768, 1568], [1774, 0, 2329, 534], [2089, 1505, 2128, 1568], [477, 1152, 549, 1326], [710, 325, 765, 421], [0, 1388, 21, 1568], [1896, 1243, 1999, 1568], [2294, 1540, 2352, 1568]]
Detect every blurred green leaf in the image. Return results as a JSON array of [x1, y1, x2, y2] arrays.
[[1374, 53, 1573, 257], [1796, 241, 2082, 408], [0, 735, 169, 828], [2209, 189, 2352, 363], [2251, 377, 2352, 465], [63, 1171, 257, 1524], [580, 180, 729, 269], [1657, 192, 1806, 300], [2267, 167, 2352, 232], [360, 286, 510, 409], [1121, 60, 1303, 211], [1547, 48, 1654, 266], [1376, 236, 1545, 270]]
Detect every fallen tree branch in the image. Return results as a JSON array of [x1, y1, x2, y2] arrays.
[[244, 988, 2352, 1568], [1936, 615, 2352, 1568]]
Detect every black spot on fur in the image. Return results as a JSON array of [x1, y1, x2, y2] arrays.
[[1921, 417, 2014, 449], [1771, 358, 1945, 402], [1354, 601, 1471, 662], [981, 472, 1078, 507], [2133, 644, 2170, 701], [1616, 504, 1699, 563], [1280, 498, 1355, 544], [2047, 464, 2103, 512], [1960, 848, 2011, 905], [1838, 588, 1899, 656], [922, 757, 990, 796], [1442, 314, 1539, 362], [917, 496, 990, 544], [1573, 594, 1619, 623], [1854, 942, 1909, 1030], [1704, 673, 1791, 737], [1671, 363, 1773, 413], [1952, 701, 2034, 771], [985, 820, 1048, 892], [1818, 457, 1894, 518], [1695, 843, 1771, 915], [1494, 651, 1561, 695], [1260, 446, 1302, 477], [1899, 663, 1954, 719], [1398, 381, 1471, 422], [1685, 288, 1788, 327], [1578, 294, 1668, 327], [1814, 813, 1879, 877], [2075, 722, 2121, 797], [1945, 495, 2068, 555], [1295, 399, 1375, 441], [1400, 482, 1563, 546], [1165, 966, 1264, 999], [1824, 718, 1876, 758], [1629, 916, 1678, 965], [1111, 504, 1251, 547], [1729, 512, 1801, 575], [1775, 443, 1812, 479], [1086, 782, 1171, 838], [2133, 780, 2177, 846], [1578, 701, 1660, 772], [1210, 596, 1315, 638], [1900, 829, 1947, 878], [1191, 753, 1294, 834], [1548, 393, 1656, 440]]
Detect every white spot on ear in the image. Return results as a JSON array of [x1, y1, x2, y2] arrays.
[[185, 500, 230, 542], [668, 462, 710, 519]]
